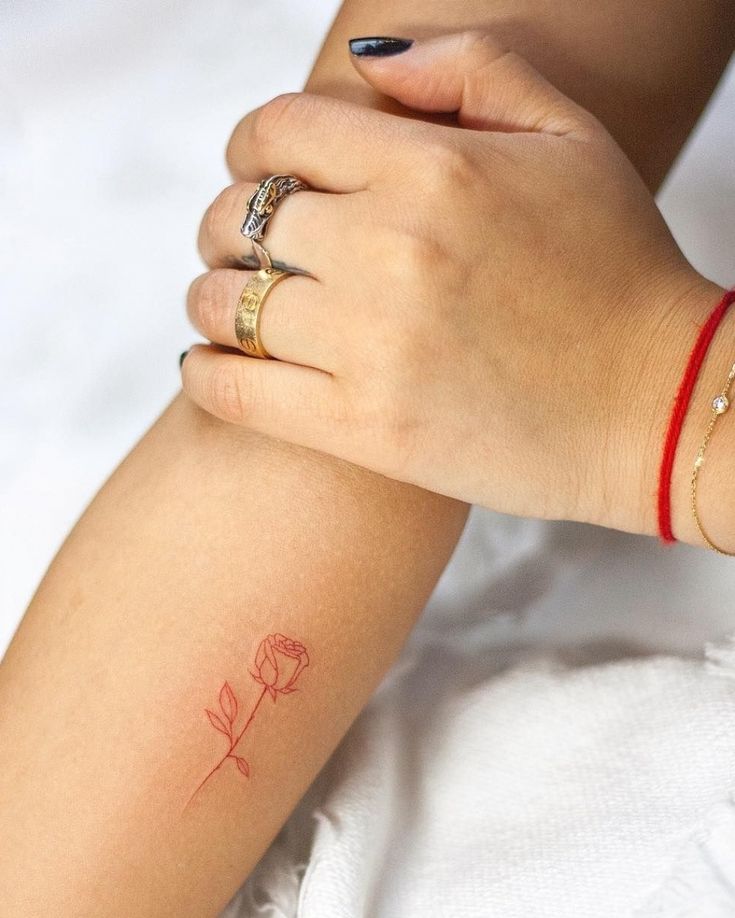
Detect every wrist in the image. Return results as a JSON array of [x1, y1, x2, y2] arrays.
[[598, 269, 730, 543]]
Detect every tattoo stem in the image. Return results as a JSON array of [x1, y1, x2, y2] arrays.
[[228, 684, 268, 753], [183, 685, 268, 811]]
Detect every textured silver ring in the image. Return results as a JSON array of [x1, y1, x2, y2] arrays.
[[240, 174, 309, 270]]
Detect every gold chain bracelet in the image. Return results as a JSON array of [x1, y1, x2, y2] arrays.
[[691, 360, 735, 556]]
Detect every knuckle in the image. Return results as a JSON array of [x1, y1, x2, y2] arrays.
[[419, 135, 480, 189], [186, 271, 227, 332], [225, 113, 248, 176], [197, 202, 218, 264], [362, 379, 421, 476], [450, 32, 518, 90], [380, 222, 453, 286], [304, 378, 350, 433], [208, 363, 247, 424], [346, 329, 428, 471], [458, 29, 516, 71], [226, 92, 306, 175], [568, 107, 603, 139], [459, 29, 507, 61], [401, 229, 444, 278], [462, 38, 525, 96], [250, 92, 306, 149], [197, 184, 239, 263], [387, 315, 436, 387]]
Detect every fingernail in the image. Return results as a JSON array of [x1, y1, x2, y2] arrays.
[[349, 37, 414, 57], [179, 350, 189, 368]]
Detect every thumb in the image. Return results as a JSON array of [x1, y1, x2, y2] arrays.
[[349, 32, 592, 136]]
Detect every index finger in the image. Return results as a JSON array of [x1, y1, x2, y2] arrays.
[[225, 92, 414, 191]]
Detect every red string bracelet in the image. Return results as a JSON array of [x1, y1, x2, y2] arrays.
[[657, 287, 735, 544]]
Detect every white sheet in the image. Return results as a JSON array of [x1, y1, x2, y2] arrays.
[[2, 4, 735, 916]]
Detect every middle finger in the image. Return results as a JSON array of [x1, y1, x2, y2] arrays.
[[198, 182, 343, 277]]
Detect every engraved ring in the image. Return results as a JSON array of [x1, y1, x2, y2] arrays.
[[240, 174, 309, 270], [235, 267, 294, 359]]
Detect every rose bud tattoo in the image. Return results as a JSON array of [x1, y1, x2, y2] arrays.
[[251, 633, 309, 700], [184, 633, 310, 810]]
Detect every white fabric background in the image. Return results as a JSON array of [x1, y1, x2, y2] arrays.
[[2, 3, 735, 916]]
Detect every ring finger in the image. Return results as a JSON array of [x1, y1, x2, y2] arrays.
[[187, 268, 338, 371]]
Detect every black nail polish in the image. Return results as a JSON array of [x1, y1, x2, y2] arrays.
[[179, 350, 189, 368], [349, 37, 414, 57]]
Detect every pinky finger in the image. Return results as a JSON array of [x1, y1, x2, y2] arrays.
[[180, 344, 345, 449]]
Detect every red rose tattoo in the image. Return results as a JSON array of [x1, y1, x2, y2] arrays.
[[184, 633, 309, 810]]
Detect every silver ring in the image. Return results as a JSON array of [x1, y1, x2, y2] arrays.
[[240, 174, 309, 270]]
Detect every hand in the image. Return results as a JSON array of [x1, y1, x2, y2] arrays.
[[180, 32, 719, 536]]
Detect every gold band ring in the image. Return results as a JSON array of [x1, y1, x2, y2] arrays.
[[235, 267, 292, 359]]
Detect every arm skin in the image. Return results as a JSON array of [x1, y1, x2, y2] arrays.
[[1, 3, 733, 917]]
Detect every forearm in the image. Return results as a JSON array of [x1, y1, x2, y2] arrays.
[[1, 398, 463, 916]]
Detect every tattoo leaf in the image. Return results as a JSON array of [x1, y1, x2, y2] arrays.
[[234, 757, 250, 777], [219, 681, 238, 723], [206, 709, 231, 739]]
